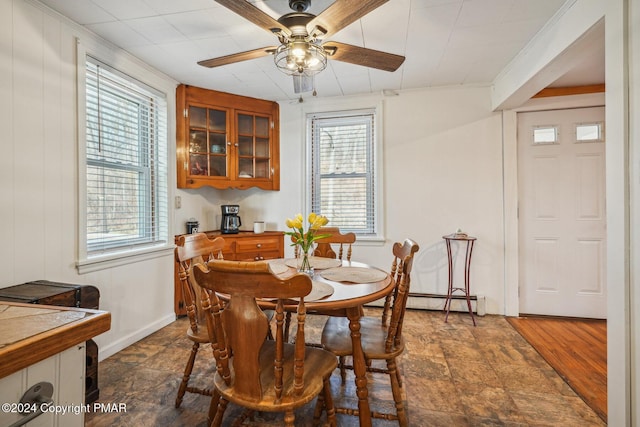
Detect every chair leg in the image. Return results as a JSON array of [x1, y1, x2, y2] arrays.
[[386, 357, 408, 427], [175, 341, 199, 408], [338, 356, 346, 384], [207, 390, 220, 427], [211, 397, 228, 427], [312, 386, 325, 426], [323, 376, 337, 427], [313, 376, 336, 427], [284, 410, 295, 427]]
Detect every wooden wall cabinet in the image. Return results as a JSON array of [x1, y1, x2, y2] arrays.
[[176, 84, 280, 190], [174, 231, 284, 316]]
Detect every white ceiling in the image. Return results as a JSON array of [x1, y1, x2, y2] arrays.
[[37, 0, 605, 102]]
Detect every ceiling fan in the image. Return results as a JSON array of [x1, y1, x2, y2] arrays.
[[198, 0, 405, 93]]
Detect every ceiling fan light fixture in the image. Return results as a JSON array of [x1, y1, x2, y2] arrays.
[[290, 40, 307, 58], [275, 40, 327, 77]]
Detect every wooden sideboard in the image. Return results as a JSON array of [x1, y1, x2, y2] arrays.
[[173, 230, 284, 316]]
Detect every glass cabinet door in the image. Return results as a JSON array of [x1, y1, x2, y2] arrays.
[[188, 106, 228, 178], [237, 113, 271, 179], [177, 84, 279, 190]]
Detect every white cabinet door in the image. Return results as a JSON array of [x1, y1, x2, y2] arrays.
[[0, 344, 86, 427]]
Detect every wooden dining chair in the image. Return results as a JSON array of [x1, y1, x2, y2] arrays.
[[174, 233, 225, 408], [293, 226, 356, 261], [320, 238, 419, 426], [288, 227, 356, 342], [193, 259, 338, 427], [313, 226, 356, 260]]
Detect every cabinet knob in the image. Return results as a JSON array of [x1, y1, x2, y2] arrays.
[[227, 141, 231, 145], [256, 243, 262, 248], [234, 143, 239, 147]]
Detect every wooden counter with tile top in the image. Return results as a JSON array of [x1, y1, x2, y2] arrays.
[[0, 301, 111, 379]]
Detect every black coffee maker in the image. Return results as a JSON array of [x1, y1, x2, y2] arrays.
[[220, 205, 241, 234]]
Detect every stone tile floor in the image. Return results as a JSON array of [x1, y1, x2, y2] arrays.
[[85, 309, 605, 426]]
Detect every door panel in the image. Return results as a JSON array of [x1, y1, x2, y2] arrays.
[[518, 107, 606, 318]]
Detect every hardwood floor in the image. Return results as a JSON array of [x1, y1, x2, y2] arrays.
[[507, 316, 607, 422]]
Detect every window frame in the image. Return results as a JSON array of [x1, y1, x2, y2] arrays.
[[575, 121, 605, 143], [306, 105, 385, 243], [76, 41, 174, 273]]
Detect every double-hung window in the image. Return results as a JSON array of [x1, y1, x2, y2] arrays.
[[83, 56, 168, 259], [309, 109, 378, 237]]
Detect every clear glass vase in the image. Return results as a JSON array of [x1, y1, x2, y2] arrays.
[[297, 247, 314, 276]]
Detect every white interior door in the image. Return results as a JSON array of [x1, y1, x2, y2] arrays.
[[518, 107, 606, 318]]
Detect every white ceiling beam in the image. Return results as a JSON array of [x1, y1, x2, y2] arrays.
[[491, 0, 605, 111]]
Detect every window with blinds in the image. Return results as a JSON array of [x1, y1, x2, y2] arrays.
[[84, 57, 168, 254], [310, 110, 376, 235]]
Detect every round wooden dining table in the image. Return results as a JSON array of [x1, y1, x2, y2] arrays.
[[265, 258, 395, 427]]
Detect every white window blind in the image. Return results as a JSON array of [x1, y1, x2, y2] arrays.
[[85, 57, 168, 254], [310, 110, 376, 235]]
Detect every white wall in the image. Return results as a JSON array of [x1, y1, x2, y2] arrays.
[[195, 86, 507, 314], [0, 0, 177, 360]]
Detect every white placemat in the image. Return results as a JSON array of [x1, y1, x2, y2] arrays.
[[319, 266, 388, 283], [284, 257, 342, 270], [262, 280, 334, 302], [267, 259, 289, 275], [293, 281, 334, 302]]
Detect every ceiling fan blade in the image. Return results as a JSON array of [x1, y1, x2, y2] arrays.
[[308, 0, 389, 40], [214, 0, 290, 37], [323, 41, 404, 72], [198, 47, 277, 68]]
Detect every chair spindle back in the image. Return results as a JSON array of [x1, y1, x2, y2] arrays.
[[175, 233, 225, 333], [193, 260, 313, 402], [382, 239, 420, 350]]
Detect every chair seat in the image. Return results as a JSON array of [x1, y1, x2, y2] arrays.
[[321, 316, 405, 359], [214, 341, 338, 412], [186, 325, 210, 344]]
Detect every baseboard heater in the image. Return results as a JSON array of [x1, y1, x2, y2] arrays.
[[404, 293, 486, 316]]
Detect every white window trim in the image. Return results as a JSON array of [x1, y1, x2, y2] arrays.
[[76, 38, 176, 273], [303, 100, 385, 244]]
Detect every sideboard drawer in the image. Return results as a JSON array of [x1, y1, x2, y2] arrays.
[[235, 236, 281, 254], [235, 250, 282, 261]]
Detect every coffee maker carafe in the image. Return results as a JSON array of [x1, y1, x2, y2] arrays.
[[220, 205, 241, 234]]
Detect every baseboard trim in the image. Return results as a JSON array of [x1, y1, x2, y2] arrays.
[[406, 293, 486, 316], [97, 313, 176, 361]]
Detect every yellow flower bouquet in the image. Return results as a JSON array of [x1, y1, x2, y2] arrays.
[[284, 213, 330, 274]]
